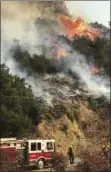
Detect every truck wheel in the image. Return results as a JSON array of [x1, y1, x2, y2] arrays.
[[36, 159, 45, 169]]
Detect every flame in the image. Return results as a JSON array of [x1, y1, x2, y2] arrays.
[[58, 14, 100, 41], [88, 64, 100, 74], [52, 45, 67, 59]]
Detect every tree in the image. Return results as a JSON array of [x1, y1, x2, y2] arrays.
[[0, 64, 41, 137]]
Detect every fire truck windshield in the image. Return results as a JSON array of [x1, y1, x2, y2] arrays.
[[47, 142, 53, 150]]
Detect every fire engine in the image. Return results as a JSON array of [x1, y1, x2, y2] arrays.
[[0, 138, 56, 169]]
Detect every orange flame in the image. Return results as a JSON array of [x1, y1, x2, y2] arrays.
[[52, 45, 67, 59], [88, 64, 100, 74], [58, 14, 100, 41]]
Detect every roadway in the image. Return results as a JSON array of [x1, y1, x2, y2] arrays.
[[28, 163, 81, 172], [27, 158, 82, 172]]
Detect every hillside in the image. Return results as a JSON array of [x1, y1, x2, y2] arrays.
[[1, 64, 110, 155], [1, 1, 110, 170]]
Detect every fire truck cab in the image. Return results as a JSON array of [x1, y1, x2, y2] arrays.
[[23, 139, 55, 169]]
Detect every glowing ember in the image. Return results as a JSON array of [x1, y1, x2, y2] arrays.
[[52, 45, 67, 59], [58, 14, 100, 41], [88, 64, 100, 74]]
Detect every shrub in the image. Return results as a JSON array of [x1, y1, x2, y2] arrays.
[[60, 124, 68, 133], [67, 108, 75, 122], [0, 149, 28, 172], [79, 146, 110, 172], [50, 152, 68, 172]]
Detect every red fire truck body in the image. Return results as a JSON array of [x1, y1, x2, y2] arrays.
[[0, 138, 56, 169], [0, 146, 16, 162], [0, 138, 24, 150], [24, 139, 55, 169], [0, 138, 17, 162]]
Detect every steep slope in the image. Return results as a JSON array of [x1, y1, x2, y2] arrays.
[[1, 1, 110, 156]]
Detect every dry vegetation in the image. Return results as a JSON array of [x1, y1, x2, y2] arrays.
[[0, 150, 28, 172], [79, 143, 110, 172], [35, 98, 110, 172], [50, 152, 68, 172]]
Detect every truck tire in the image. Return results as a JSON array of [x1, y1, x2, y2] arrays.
[[36, 159, 45, 169]]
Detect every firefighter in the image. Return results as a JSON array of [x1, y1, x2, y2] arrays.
[[102, 143, 110, 159], [68, 145, 75, 164]]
